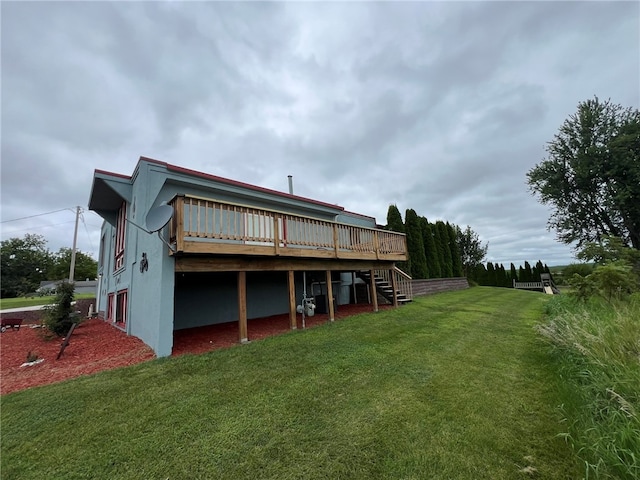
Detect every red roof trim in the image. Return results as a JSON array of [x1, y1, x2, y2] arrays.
[[139, 156, 345, 212], [94, 169, 132, 180]]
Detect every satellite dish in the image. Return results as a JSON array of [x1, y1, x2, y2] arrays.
[[145, 204, 174, 233]]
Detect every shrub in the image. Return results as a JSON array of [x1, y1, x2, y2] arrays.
[[562, 263, 595, 278], [537, 297, 640, 479], [42, 281, 79, 337]]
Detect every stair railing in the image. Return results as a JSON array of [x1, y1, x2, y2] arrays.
[[374, 267, 413, 302]]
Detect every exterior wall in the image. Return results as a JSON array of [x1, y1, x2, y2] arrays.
[[335, 212, 377, 229], [174, 271, 306, 330], [97, 221, 114, 318], [411, 277, 469, 296], [126, 161, 176, 357]]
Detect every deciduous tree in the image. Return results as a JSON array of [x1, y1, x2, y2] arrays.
[[527, 97, 640, 250], [455, 225, 489, 277], [50, 248, 98, 281], [0, 234, 53, 297]]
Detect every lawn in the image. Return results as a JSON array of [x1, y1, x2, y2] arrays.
[[1, 287, 582, 479], [0, 293, 95, 310]]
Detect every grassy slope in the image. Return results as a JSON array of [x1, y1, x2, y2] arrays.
[[1, 288, 581, 479]]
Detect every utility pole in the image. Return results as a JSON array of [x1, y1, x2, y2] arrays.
[[69, 206, 80, 282]]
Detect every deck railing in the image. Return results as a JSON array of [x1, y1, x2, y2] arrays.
[[513, 280, 543, 289], [168, 195, 407, 261]]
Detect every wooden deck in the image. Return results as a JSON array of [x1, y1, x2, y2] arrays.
[[168, 195, 407, 263]]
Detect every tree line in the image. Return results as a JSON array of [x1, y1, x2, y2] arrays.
[[1, 233, 98, 298], [385, 205, 488, 279], [468, 260, 552, 288], [385, 205, 556, 288]]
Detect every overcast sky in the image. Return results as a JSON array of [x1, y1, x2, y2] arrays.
[[1, 1, 638, 268]]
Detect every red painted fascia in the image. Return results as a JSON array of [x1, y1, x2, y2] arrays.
[[94, 169, 132, 181]]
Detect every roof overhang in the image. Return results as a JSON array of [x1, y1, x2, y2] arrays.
[[88, 170, 133, 213]]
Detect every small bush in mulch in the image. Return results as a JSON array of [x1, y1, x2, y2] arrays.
[[42, 281, 80, 337]]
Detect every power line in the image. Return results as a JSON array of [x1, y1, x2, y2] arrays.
[[80, 212, 95, 253], [0, 220, 77, 234], [1, 208, 72, 224]]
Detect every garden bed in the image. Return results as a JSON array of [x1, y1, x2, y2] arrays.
[[1, 303, 388, 395], [1, 319, 155, 395]]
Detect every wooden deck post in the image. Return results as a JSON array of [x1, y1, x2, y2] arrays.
[[369, 269, 379, 313], [238, 271, 248, 343], [374, 230, 380, 260], [326, 270, 335, 322], [390, 268, 399, 307], [288, 270, 297, 330], [274, 217, 281, 256], [175, 196, 185, 253], [352, 272, 357, 304]]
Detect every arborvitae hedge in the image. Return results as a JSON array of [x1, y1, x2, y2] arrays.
[[405, 209, 428, 279], [435, 221, 453, 277], [420, 217, 440, 279], [447, 222, 463, 277], [385, 204, 410, 274], [385, 204, 404, 233]]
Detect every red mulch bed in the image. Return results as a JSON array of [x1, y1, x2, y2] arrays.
[[172, 303, 389, 356], [1, 303, 388, 395], [0, 320, 156, 395]]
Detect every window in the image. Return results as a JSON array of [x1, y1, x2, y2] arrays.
[[99, 233, 106, 270], [107, 293, 115, 322], [106, 290, 127, 328], [114, 201, 127, 271], [115, 290, 128, 327]]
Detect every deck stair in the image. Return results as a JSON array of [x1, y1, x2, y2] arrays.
[[358, 269, 412, 305]]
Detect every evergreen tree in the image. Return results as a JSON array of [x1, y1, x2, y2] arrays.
[[385, 204, 404, 233], [510, 263, 518, 286], [534, 260, 545, 281], [486, 262, 497, 286], [524, 261, 533, 282], [420, 217, 440, 278], [435, 221, 453, 277], [518, 266, 525, 283], [405, 209, 428, 279], [471, 263, 487, 285], [447, 222, 464, 277], [479, 263, 488, 285], [499, 264, 509, 287], [385, 205, 410, 273]]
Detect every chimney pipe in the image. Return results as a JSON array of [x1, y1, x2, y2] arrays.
[[288, 175, 293, 195]]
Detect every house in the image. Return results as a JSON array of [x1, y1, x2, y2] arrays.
[[88, 157, 409, 357], [38, 280, 98, 295]]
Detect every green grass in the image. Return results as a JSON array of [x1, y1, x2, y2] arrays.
[[0, 293, 94, 310], [537, 295, 640, 479], [1, 288, 582, 479]]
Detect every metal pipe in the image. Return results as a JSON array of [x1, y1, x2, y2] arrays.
[[288, 175, 293, 195]]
